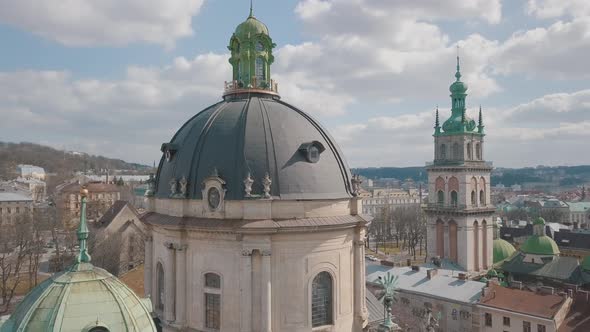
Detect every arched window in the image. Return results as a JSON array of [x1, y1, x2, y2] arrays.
[[471, 190, 476, 206], [440, 144, 447, 160], [204, 273, 221, 330], [256, 41, 265, 52], [237, 60, 242, 81], [311, 272, 333, 327], [451, 191, 458, 207], [156, 262, 164, 312], [475, 143, 481, 160], [437, 190, 444, 205], [449, 221, 458, 262], [480, 190, 485, 205], [255, 57, 265, 83], [452, 143, 460, 160], [467, 143, 472, 160], [89, 328, 109, 332]]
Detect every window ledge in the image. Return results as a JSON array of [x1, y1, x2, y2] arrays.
[[312, 325, 334, 332]]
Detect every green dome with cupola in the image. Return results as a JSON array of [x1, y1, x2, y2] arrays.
[[493, 238, 516, 263], [227, 3, 276, 92], [520, 218, 560, 256], [0, 189, 156, 332], [235, 9, 269, 36], [435, 56, 484, 135]]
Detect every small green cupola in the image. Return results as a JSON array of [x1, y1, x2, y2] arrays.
[[226, 3, 277, 95], [439, 56, 478, 135]]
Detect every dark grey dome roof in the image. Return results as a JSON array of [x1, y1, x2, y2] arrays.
[[155, 93, 354, 200]]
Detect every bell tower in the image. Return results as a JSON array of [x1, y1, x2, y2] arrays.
[[424, 56, 494, 273]]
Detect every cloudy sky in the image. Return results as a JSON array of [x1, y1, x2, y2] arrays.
[[0, 0, 589, 168]]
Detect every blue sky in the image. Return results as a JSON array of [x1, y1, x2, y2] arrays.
[[0, 0, 589, 168]]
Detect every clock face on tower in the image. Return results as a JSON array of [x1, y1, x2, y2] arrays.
[[207, 187, 221, 210]]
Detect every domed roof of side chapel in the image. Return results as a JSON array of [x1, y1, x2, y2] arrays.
[[0, 189, 156, 332]]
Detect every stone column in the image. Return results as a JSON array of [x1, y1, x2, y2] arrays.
[[354, 228, 369, 329], [163, 242, 176, 323], [174, 244, 188, 326], [144, 236, 153, 299], [261, 250, 272, 332], [240, 250, 253, 332]]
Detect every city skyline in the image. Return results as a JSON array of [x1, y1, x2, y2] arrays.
[[0, 0, 589, 167]]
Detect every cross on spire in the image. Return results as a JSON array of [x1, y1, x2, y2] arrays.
[[455, 45, 462, 81], [249, 0, 254, 17]]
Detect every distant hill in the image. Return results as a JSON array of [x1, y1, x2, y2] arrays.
[[0, 142, 151, 186], [352, 165, 590, 187]]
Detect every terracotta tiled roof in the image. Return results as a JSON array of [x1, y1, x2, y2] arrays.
[[119, 264, 145, 297], [96, 200, 132, 227], [479, 283, 567, 319]]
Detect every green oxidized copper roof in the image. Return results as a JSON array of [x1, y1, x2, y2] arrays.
[[493, 238, 516, 264], [235, 6, 269, 37], [439, 56, 479, 135], [487, 268, 499, 278], [520, 234, 560, 256], [0, 189, 156, 332], [533, 217, 546, 225], [582, 256, 590, 271]]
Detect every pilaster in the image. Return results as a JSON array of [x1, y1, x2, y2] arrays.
[[261, 249, 272, 332], [163, 242, 176, 323]]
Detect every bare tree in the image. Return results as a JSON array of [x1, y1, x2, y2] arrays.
[[405, 207, 426, 261], [0, 214, 33, 313], [89, 229, 123, 276]]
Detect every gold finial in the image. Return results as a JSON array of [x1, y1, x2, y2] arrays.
[[80, 187, 89, 197]]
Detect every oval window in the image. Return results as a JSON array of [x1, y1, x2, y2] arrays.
[[207, 187, 221, 210]]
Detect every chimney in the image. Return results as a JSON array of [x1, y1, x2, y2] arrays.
[[411, 265, 421, 272], [427, 269, 438, 279], [458, 273, 467, 280]]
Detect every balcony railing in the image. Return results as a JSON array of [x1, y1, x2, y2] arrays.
[[422, 202, 495, 212], [425, 160, 493, 167], [223, 78, 279, 96]]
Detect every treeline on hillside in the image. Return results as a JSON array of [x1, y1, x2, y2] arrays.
[[353, 165, 590, 187], [0, 142, 150, 182]]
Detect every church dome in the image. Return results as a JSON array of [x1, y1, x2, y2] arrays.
[[155, 94, 354, 200], [449, 80, 468, 95], [493, 238, 516, 263], [1, 188, 156, 332], [441, 113, 477, 132], [520, 234, 560, 256], [235, 15, 269, 37], [1, 263, 156, 332]]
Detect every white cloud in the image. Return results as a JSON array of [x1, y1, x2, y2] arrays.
[[335, 90, 590, 167], [527, 0, 590, 19], [0, 0, 205, 47], [493, 18, 590, 78], [0, 53, 227, 163]]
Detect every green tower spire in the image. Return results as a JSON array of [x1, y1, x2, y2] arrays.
[[455, 55, 462, 81], [434, 106, 441, 135], [226, 4, 277, 94], [478, 105, 485, 134], [76, 188, 91, 263]]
